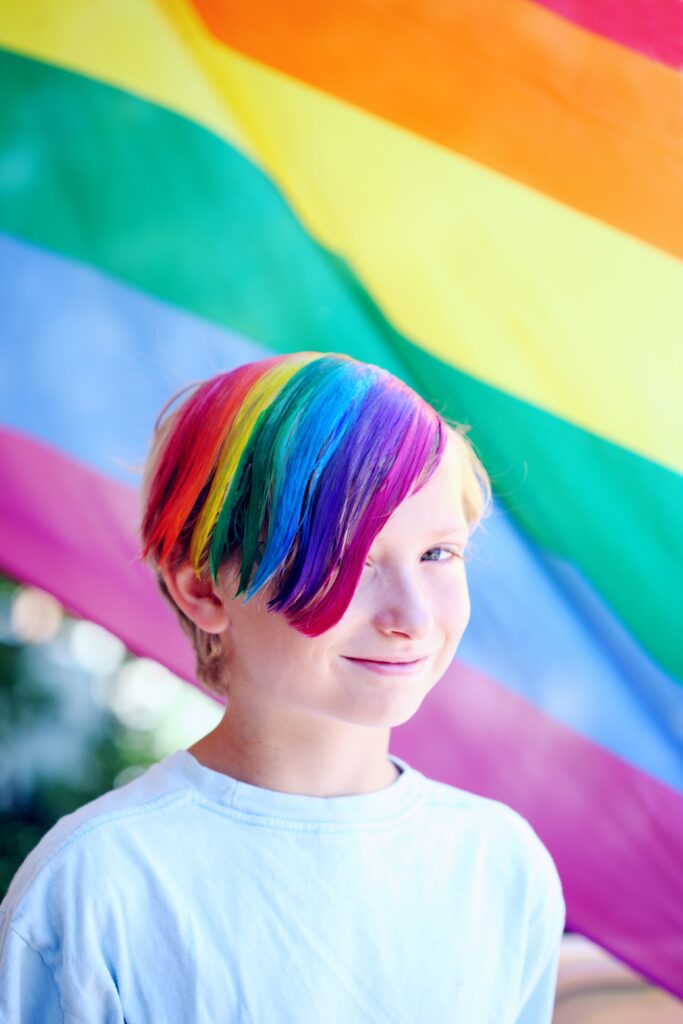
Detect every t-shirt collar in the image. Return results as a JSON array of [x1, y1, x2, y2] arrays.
[[160, 748, 423, 828]]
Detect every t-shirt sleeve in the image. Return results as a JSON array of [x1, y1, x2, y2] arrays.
[[514, 924, 563, 1024], [0, 844, 127, 1024], [0, 915, 63, 1024], [512, 822, 566, 1024]]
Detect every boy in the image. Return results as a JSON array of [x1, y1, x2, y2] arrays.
[[0, 351, 565, 1021]]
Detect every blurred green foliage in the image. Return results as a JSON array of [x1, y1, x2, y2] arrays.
[[0, 576, 157, 900]]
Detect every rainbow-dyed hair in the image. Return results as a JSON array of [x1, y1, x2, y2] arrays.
[[141, 351, 489, 658]]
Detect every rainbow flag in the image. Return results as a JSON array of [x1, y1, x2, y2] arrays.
[[1, 0, 682, 997]]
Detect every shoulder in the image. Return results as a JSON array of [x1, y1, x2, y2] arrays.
[[421, 773, 558, 862], [420, 775, 565, 923], [0, 758, 190, 928]]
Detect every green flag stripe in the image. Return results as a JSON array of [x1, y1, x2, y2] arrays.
[[1, 49, 680, 679]]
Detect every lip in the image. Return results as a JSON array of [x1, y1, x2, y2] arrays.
[[343, 656, 431, 676]]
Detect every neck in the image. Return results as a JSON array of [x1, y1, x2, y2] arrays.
[[188, 706, 400, 797]]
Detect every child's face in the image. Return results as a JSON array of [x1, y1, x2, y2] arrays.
[[218, 433, 471, 729]]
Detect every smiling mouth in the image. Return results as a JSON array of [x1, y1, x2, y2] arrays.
[[344, 656, 430, 665], [342, 655, 431, 675]]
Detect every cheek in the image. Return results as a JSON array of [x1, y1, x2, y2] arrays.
[[230, 604, 300, 664], [437, 569, 470, 632], [264, 618, 331, 672], [262, 619, 307, 658], [233, 619, 324, 702]]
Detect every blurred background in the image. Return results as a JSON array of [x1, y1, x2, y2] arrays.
[[1, 0, 682, 1016], [0, 575, 221, 900]]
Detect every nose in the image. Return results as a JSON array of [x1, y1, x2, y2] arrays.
[[372, 568, 434, 639]]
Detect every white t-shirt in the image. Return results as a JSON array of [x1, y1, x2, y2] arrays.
[[0, 750, 565, 1023]]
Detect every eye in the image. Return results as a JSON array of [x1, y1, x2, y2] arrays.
[[422, 546, 463, 563], [363, 546, 465, 569]]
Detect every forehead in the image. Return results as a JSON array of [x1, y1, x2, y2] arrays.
[[373, 432, 468, 543]]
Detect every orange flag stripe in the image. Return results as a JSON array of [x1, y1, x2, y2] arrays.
[[190, 0, 683, 262]]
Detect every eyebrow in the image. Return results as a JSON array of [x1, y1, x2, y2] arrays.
[[431, 525, 469, 537]]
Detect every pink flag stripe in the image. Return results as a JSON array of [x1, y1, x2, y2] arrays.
[[2, 427, 682, 996], [393, 659, 683, 998], [534, 0, 683, 69], [0, 426, 196, 688]]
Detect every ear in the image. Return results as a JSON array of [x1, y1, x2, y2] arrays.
[[160, 562, 230, 634]]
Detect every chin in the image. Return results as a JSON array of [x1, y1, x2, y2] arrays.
[[342, 691, 432, 729]]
